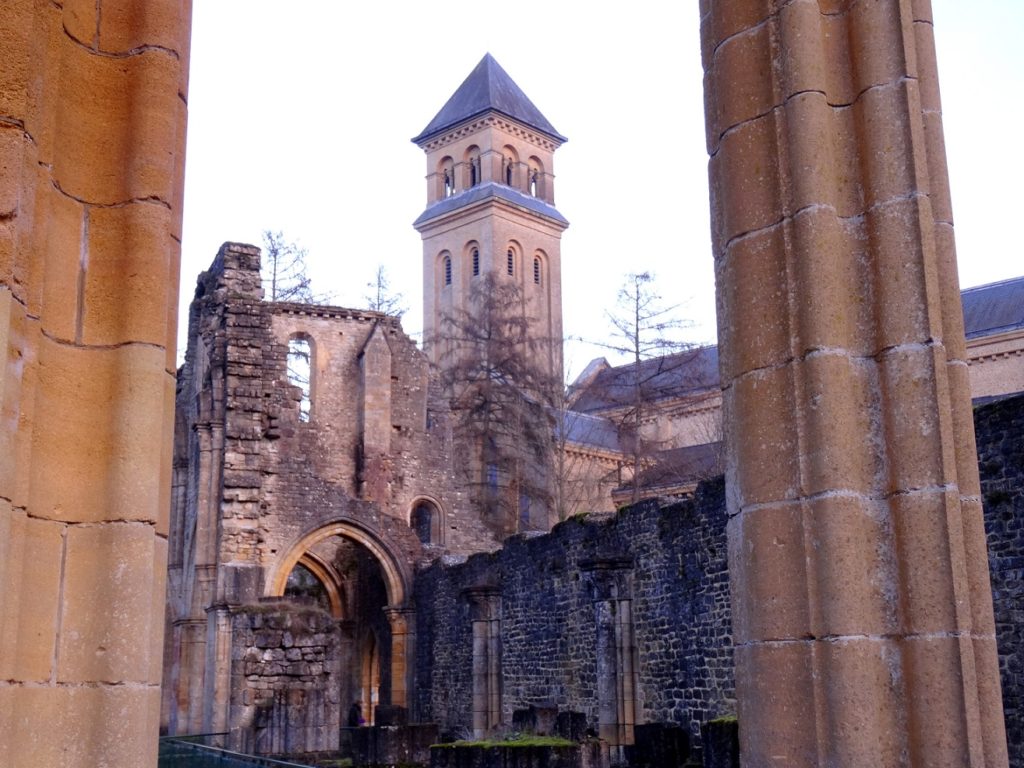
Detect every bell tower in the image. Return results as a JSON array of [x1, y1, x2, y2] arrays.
[[412, 54, 569, 387]]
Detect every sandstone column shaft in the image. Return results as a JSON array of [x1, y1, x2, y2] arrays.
[[1, 1, 191, 765], [701, 0, 1007, 764]]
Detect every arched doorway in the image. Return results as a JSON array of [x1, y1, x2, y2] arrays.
[[267, 521, 414, 716]]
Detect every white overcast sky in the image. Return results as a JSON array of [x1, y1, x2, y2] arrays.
[[179, 2, 1023, 379]]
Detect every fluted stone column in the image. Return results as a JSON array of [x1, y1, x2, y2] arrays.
[[701, 1, 1007, 765], [0, 1, 191, 766]]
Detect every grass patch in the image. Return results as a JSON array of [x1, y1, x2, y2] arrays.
[[434, 734, 575, 749], [707, 714, 738, 724]]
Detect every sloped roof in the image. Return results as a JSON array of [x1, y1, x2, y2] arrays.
[[961, 275, 1024, 339], [569, 346, 720, 414], [619, 442, 724, 494], [557, 410, 621, 453], [413, 180, 569, 229], [412, 53, 566, 145]]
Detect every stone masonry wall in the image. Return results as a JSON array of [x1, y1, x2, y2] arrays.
[[976, 392, 1024, 767], [414, 478, 734, 750], [229, 604, 341, 756]]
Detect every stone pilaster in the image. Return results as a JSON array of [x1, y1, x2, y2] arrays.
[[464, 586, 503, 738], [385, 606, 416, 713], [701, 1, 1007, 764], [582, 558, 637, 750]]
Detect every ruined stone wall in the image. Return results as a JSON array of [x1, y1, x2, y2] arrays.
[[977, 393, 1024, 766], [414, 479, 734, 749], [228, 604, 341, 756]]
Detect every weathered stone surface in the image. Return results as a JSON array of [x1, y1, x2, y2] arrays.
[[415, 481, 734, 753]]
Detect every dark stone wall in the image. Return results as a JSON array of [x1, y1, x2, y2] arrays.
[[414, 478, 734, 749], [976, 393, 1024, 767]]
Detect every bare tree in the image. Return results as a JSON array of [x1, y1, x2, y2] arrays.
[[597, 271, 695, 504], [261, 230, 330, 303], [436, 273, 559, 536], [364, 265, 406, 317]]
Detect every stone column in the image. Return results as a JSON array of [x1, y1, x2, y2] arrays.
[[385, 607, 416, 713], [582, 558, 637, 749], [701, 1, 1007, 764], [464, 586, 503, 739], [0, 1, 190, 766]]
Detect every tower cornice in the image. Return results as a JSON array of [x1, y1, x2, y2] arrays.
[[413, 181, 569, 233], [416, 113, 564, 153]]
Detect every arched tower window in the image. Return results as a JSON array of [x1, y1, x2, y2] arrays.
[[465, 146, 481, 189], [528, 156, 546, 199], [507, 249, 514, 276], [287, 335, 313, 422], [533, 256, 542, 285], [443, 255, 452, 286], [472, 248, 480, 277], [505, 163, 513, 186], [439, 156, 455, 199]]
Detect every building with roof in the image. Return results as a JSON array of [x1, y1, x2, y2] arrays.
[[962, 275, 1024, 400], [563, 276, 1024, 505]]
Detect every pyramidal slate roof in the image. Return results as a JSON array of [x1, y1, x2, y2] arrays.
[[413, 53, 566, 145]]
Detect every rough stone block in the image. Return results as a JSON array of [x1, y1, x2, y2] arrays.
[[799, 352, 877, 496], [713, 111, 783, 246], [0, 512, 63, 682], [716, 226, 790, 382], [890, 489, 960, 633], [734, 641, 817, 765], [4, 684, 160, 767], [58, 522, 160, 684], [724, 365, 799, 508], [52, 40, 180, 205], [38, 185, 84, 343], [728, 505, 809, 643], [29, 338, 168, 524], [82, 201, 173, 346]]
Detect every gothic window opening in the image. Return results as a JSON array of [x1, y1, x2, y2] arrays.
[[411, 501, 441, 545], [533, 257, 541, 285], [472, 248, 480, 277], [287, 337, 312, 422]]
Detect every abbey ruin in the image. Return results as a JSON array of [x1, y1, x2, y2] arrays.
[[2, 3, 1022, 767]]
